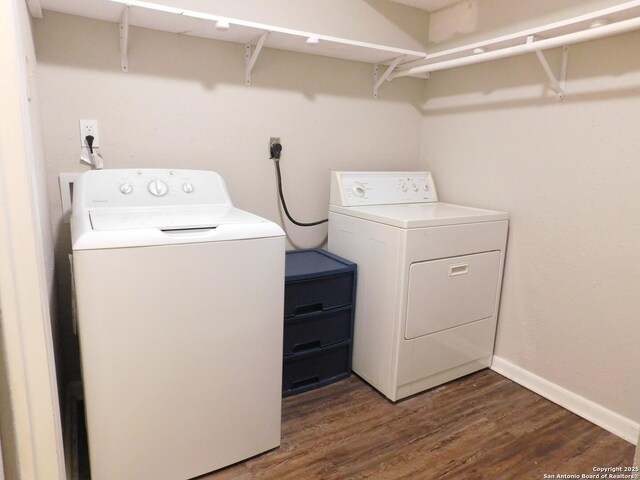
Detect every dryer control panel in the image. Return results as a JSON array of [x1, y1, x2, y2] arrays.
[[329, 171, 438, 207]]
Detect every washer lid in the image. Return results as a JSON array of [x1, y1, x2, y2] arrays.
[[329, 202, 508, 228], [74, 206, 283, 250], [89, 205, 265, 231]]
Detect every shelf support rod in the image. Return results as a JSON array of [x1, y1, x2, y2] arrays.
[[530, 36, 569, 99], [119, 6, 130, 73], [245, 32, 269, 85], [373, 56, 403, 99], [559, 45, 570, 96], [535, 49, 561, 94]]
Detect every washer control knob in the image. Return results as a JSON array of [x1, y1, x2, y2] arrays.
[[119, 183, 133, 195], [352, 183, 366, 197], [411, 184, 419, 192], [400, 183, 408, 192], [423, 183, 430, 191], [148, 179, 169, 197]]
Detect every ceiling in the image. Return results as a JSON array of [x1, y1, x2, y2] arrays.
[[389, 0, 462, 12]]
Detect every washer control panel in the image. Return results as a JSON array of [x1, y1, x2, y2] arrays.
[[330, 171, 437, 206], [77, 169, 231, 209]]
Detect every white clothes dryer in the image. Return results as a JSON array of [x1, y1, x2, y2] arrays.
[[71, 169, 285, 480], [328, 171, 508, 401]]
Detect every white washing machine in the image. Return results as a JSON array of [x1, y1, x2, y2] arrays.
[[328, 171, 508, 401], [71, 169, 285, 480]]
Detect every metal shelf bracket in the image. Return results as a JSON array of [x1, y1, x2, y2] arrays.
[[373, 56, 403, 99], [529, 36, 569, 99], [245, 32, 269, 85], [119, 6, 130, 72]]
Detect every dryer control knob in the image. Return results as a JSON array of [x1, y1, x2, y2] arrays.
[[182, 183, 195, 194], [423, 184, 430, 191], [411, 184, 419, 192], [119, 183, 133, 195], [148, 179, 169, 197], [400, 183, 408, 192], [352, 183, 366, 197]]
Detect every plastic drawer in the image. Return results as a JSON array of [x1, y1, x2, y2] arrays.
[[285, 249, 356, 280], [282, 341, 351, 397], [284, 273, 354, 317], [283, 307, 352, 356]]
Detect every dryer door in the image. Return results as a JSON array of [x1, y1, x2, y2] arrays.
[[405, 251, 501, 339]]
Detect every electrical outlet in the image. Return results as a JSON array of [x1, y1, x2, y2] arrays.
[[80, 120, 100, 148], [269, 137, 281, 159]]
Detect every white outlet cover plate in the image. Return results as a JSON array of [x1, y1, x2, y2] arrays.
[[79, 119, 99, 148]]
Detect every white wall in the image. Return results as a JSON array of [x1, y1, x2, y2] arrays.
[[0, 0, 66, 477], [20, 2, 59, 353], [421, 2, 640, 439], [33, 10, 425, 380], [0, 435, 4, 480], [0, 305, 11, 480], [0, 309, 7, 480]]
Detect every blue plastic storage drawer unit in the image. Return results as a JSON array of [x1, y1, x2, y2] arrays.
[[283, 249, 357, 397]]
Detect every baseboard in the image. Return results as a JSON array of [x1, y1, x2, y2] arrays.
[[491, 356, 639, 444]]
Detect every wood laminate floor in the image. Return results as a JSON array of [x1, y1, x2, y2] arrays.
[[202, 370, 634, 480]]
